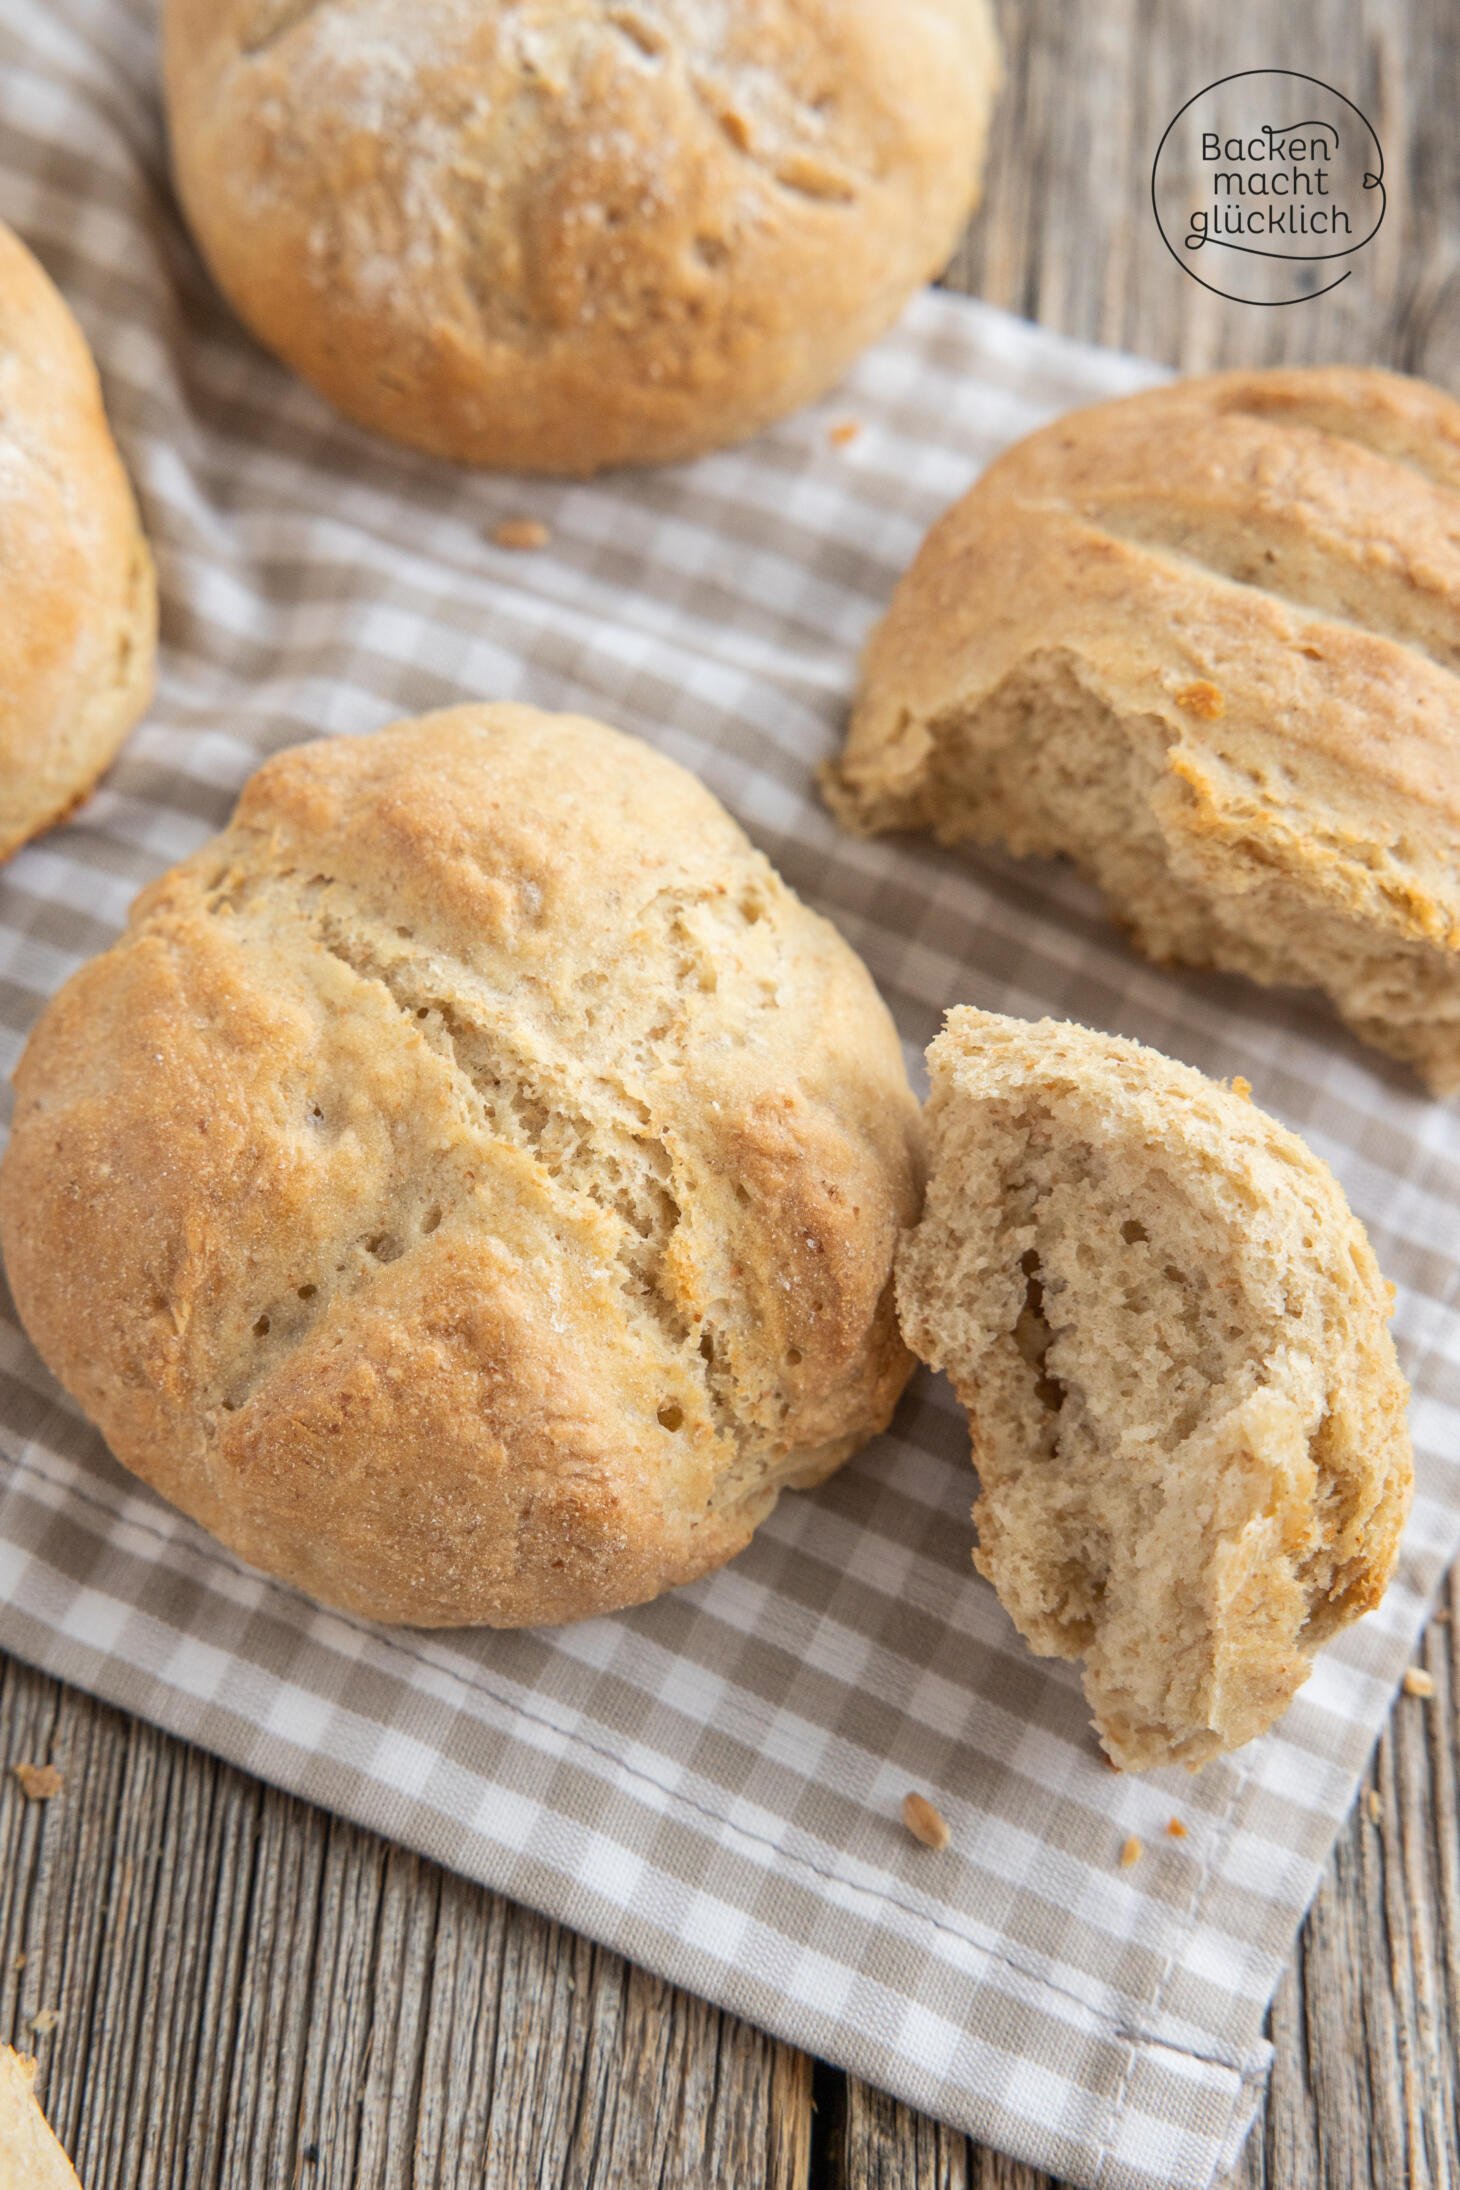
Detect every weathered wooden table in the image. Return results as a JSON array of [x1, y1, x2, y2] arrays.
[[3, 2, 1458, 2183]]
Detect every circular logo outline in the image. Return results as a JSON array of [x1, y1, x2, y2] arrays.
[[1150, 69, 1386, 308]]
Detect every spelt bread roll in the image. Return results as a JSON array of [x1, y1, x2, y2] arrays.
[[0, 704, 922, 1626], [162, 0, 1000, 473], [824, 368, 1460, 1091], [0, 222, 156, 861], [896, 1008, 1413, 1770], [0, 2049, 83, 2190]]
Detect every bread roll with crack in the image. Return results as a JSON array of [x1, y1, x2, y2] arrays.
[[0, 704, 922, 1626], [824, 368, 1460, 1090], [0, 221, 156, 861], [896, 1008, 1412, 1770], [0, 2049, 84, 2190], [162, 0, 1000, 472]]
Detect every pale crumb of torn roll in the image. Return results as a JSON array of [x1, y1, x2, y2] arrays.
[[0, 703, 922, 1629], [824, 367, 1460, 1092], [895, 1008, 1413, 1772]]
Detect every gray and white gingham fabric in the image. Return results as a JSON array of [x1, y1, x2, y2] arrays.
[[3, 8, 1460, 2187]]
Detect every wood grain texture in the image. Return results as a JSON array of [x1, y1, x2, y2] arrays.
[[2, 0, 1458, 2184]]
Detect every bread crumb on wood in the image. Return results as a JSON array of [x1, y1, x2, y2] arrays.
[[12, 1763, 62, 1801], [1403, 1666, 1436, 1698], [12, 1951, 26, 1974], [28, 2008, 59, 2036], [1166, 1817, 1188, 1839], [490, 518, 551, 551], [901, 1791, 950, 1850], [1174, 679, 1225, 719], [1433, 1607, 1451, 1625], [1119, 1836, 1143, 1868], [828, 419, 861, 448], [1365, 1788, 1382, 1822]]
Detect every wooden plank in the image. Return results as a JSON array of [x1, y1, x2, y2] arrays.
[[0, 1654, 810, 2188]]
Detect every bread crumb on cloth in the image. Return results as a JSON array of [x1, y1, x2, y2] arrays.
[[901, 1792, 951, 1850], [1119, 1836, 1143, 1868], [490, 518, 552, 551]]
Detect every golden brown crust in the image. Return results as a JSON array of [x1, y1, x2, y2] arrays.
[[824, 367, 1460, 1089], [0, 704, 922, 1626], [161, 0, 1000, 472], [0, 222, 157, 861]]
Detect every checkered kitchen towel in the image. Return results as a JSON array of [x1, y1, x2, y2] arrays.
[[3, 6, 1459, 2187]]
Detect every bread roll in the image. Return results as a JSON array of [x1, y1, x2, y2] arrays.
[[896, 1008, 1412, 1770], [0, 704, 922, 1626], [162, 0, 1000, 472], [824, 368, 1460, 1091], [0, 222, 156, 861]]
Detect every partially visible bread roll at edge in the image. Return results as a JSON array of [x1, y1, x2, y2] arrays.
[[0, 221, 156, 860], [0, 2049, 84, 2190], [895, 1008, 1413, 1771]]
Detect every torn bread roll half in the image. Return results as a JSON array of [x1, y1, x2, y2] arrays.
[[823, 367, 1460, 1091], [896, 1008, 1413, 1771]]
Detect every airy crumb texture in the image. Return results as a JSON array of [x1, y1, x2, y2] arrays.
[[162, 0, 1000, 473], [10, 1763, 62, 1801], [0, 220, 156, 862], [0, 704, 922, 1628], [896, 1009, 1414, 1771], [901, 1791, 951, 1849], [824, 368, 1460, 1091], [0, 2047, 83, 2189]]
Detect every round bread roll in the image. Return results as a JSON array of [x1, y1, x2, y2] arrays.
[[0, 222, 156, 861], [824, 368, 1460, 1092], [161, 0, 1000, 473], [0, 704, 922, 1626], [896, 1009, 1412, 1771]]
